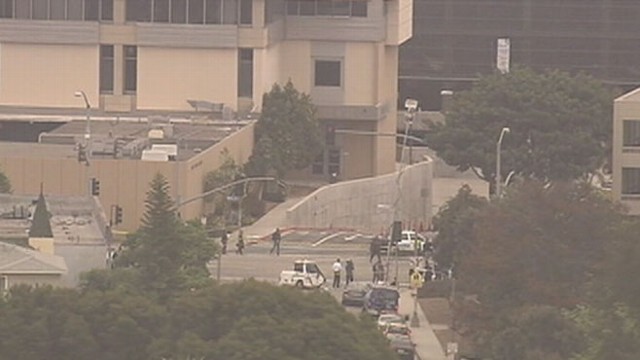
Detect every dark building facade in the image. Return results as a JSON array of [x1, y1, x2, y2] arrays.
[[400, 0, 640, 110]]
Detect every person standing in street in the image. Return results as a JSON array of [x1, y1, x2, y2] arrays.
[[220, 230, 229, 254], [236, 230, 245, 255], [270, 228, 281, 255], [332, 258, 342, 288], [345, 259, 355, 286]]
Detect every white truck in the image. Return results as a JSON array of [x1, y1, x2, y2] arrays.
[[279, 260, 326, 289]]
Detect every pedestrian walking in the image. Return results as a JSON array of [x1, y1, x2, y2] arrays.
[[369, 236, 382, 263], [270, 228, 281, 255], [235, 230, 245, 255], [332, 258, 342, 288], [345, 259, 355, 286], [220, 230, 229, 254], [372, 260, 385, 283]]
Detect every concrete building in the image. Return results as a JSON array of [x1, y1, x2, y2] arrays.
[[401, 0, 640, 110], [0, 118, 255, 231], [612, 88, 640, 215], [0, 0, 412, 181]]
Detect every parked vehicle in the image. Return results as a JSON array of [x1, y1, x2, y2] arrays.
[[363, 286, 400, 316], [341, 282, 372, 307], [279, 260, 326, 289], [383, 323, 412, 340], [381, 230, 428, 255], [377, 313, 406, 330], [389, 335, 416, 360]]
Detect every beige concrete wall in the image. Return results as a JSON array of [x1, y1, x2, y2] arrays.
[[1, 43, 98, 108], [255, 43, 282, 109], [136, 47, 238, 111], [386, 0, 413, 45], [344, 43, 377, 105], [4, 274, 65, 288], [278, 41, 311, 93], [181, 122, 256, 220], [286, 159, 433, 232]]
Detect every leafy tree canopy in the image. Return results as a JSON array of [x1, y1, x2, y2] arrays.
[[246, 81, 323, 177], [0, 281, 398, 360], [114, 173, 216, 299], [0, 166, 11, 193], [427, 67, 615, 188]]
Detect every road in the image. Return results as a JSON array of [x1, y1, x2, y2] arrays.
[[209, 229, 418, 286]]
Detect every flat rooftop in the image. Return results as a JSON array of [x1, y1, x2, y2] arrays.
[[0, 194, 104, 244]]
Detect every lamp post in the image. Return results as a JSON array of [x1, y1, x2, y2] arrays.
[[495, 127, 510, 199]]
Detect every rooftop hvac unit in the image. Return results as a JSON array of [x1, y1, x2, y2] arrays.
[[141, 149, 169, 162], [148, 129, 164, 139], [151, 144, 178, 160]]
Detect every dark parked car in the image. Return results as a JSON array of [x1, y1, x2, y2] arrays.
[[341, 282, 372, 307], [363, 286, 400, 316]]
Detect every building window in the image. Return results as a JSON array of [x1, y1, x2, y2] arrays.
[[314, 60, 341, 87], [101, 0, 113, 20], [622, 168, 640, 195], [67, 0, 83, 20], [15, 0, 30, 19], [85, 0, 100, 20], [0, 0, 13, 18], [238, 48, 253, 97], [222, 0, 237, 24], [126, 0, 151, 21], [239, 0, 251, 25], [285, 0, 366, 17], [124, 45, 137, 94], [205, 0, 222, 24], [100, 45, 114, 94], [188, 0, 204, 23], [0, 276, 7, 293], [154, 0, 169, 22], [171, 0, 187, 23], [50, 0, 66, 19], [623, 120, 640, 147]]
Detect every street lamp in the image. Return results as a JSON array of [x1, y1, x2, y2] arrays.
[[495, 127, 510, 199], [75, 91, 92, 196]]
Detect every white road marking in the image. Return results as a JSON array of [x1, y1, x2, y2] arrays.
[[344, 234, 361, 242], [312, 232, 346, 247]]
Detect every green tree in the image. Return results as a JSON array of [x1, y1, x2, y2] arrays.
[[427, 67, 615, 191], [432, 184, 488, 269], [0, 166, 11, 193], [246, 81, 323, 177], [455, 180, 625, 359], [202, 148, 243, 229], [115, 173, 216, 298]]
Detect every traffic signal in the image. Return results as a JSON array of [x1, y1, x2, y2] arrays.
[[90, 178, 100, 196], [326, 125, 336, 146], [391, 221, 402, 243], [114, 205, 123, 225], [78, 144, 87, 164]]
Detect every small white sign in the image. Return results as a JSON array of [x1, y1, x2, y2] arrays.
[[497, 38, 510, 74]]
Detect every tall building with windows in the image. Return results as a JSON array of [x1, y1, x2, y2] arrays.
[[613, 88, 640, 215], [0, 0, 412, 180], [400, 0, 640, 110]]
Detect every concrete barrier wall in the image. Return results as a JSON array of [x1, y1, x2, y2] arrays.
[[286, 158, 433, 233]]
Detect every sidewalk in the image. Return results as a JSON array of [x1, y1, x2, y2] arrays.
[[398, 288, 447, 360]]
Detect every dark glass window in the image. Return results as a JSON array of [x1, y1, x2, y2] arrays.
[[222, 0, 236, 24], [285, 0, 297, 15], [188, 0, 204, 23], [15, 0, 31, 19], [312, 152, 324, 174], [50, 0, 66, 19], [67, 0, 83, 20], [205, 0, 221, 23], [239, 0, 251, 24], [299, 0, 313, 15], [126, 0, 151, 22], [0, 0, 13, 19], [154, 0, 169, 22], [124, 45, 137, 93], [238, 48, 253, 97], [328, 149, 340, 175], [333, 1, 350, 17], [85, 0, 100, 21], [351, 1, 366, 17], [171, 0, 186, 23], [315, 60, 341, 87], [622, 168, 640, 195], [316, 0, 331, 16], [623, 120, 640, 146], [100, 45, 114, 93], [101, 0, 113, 20], [32, 0, 48, 20]]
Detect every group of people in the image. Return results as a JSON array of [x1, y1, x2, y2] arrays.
[[331, 258, 355, 288], [219, 228, 282, 256]]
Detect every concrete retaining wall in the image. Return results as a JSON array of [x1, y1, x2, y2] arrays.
[[286, 158, 433, 233]]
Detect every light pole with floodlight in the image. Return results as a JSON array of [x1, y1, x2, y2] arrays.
[[495, 127, 510, 199], [74, 91, 92, 196]]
